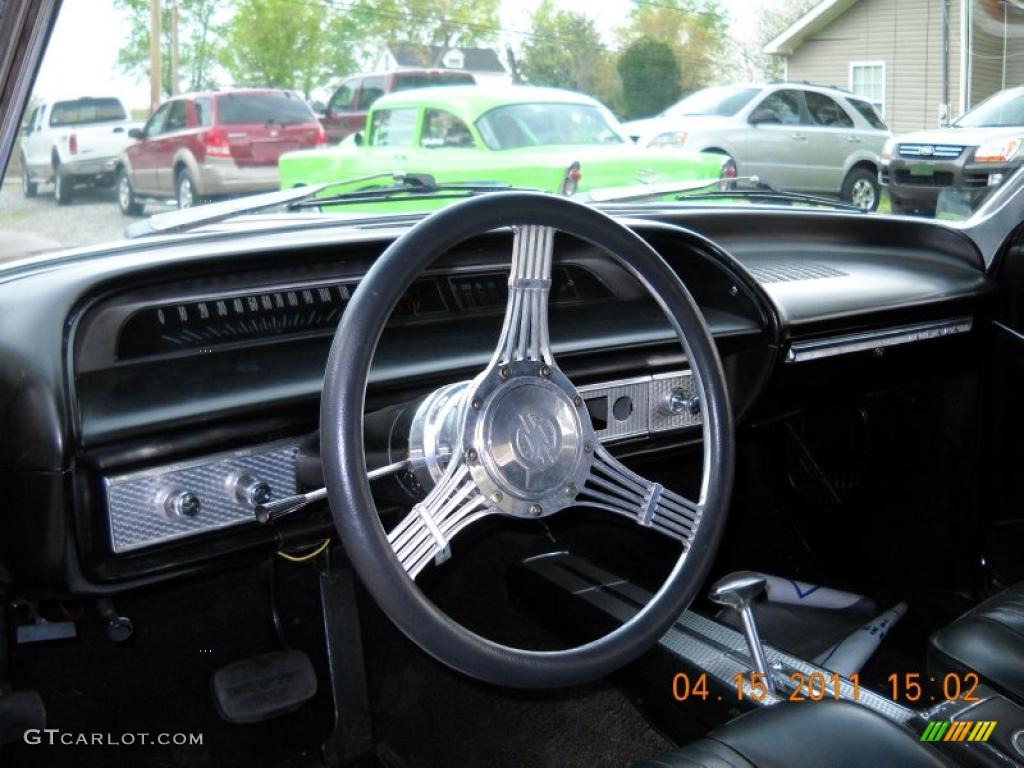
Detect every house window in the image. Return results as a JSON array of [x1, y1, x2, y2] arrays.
[[849, 62, 885, 117]]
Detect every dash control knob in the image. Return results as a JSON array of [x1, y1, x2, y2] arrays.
[[227, 472, 272, 507], [663, 387, 701, 417], [159, 488, 201, 519]]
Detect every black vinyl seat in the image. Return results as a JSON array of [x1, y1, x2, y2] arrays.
[[633, 701, 951, 768], [929, 581, 1024, 704]]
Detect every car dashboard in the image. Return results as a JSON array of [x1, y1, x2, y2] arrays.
[[0, 206, 993, 596]]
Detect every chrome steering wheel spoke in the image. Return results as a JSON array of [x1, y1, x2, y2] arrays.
[[388, 457, 490, 579], [492, 224, 555, 367], [576, 444, 702, 547]]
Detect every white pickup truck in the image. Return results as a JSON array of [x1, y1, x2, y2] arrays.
[[19, 96, 140, 205]]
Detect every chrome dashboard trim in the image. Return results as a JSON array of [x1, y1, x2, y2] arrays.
[[784, 317, 973, 363], [104, 438, 300, 553]]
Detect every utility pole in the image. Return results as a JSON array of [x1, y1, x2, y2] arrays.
[[170, 0, 180, 96], [149, 0, 161, 113]]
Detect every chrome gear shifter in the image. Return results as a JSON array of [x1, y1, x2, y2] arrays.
[[708, 571, 777, 694]]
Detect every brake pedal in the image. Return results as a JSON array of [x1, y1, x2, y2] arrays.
[[212, 650, 317, 724]]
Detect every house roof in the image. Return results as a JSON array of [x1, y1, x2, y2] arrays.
[[764, 0, 859, 56], [388, 43, 506, 73]]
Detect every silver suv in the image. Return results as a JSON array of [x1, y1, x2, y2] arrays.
[[623, 83, 891, 211]]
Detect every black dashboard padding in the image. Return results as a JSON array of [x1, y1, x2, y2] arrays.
[[320, 192, 735, 689], [634, 702, 953, 768], [929, 580, 1024, 704]]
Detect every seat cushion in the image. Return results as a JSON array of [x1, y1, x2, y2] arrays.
[[634, 701, 951, 768], [929, 581, 1024, 704]]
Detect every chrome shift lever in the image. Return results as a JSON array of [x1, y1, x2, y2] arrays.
[[708, 571, 777, 694]]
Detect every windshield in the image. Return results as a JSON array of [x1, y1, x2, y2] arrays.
[[954, 89, 1024, 128], [4, 0, 1024, 258], [662, 86, 760, 118], [476, 103, 624, 149]]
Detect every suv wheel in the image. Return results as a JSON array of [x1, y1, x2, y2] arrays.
[[841, 167, 879, 212], [21, 155, 38, 198], [117, 168, 144, 216], [53, 164, 73, 206], [176, 169, 196, 209]]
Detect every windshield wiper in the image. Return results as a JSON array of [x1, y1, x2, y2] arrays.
[[590, 176, 863, 212], [123, 173, 539, 239], [290, 174, 539, 209]]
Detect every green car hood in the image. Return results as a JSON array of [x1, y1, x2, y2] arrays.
[[278, 142, 724, 212]]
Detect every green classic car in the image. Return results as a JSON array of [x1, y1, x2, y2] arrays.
[[278, 85, 726, 207]]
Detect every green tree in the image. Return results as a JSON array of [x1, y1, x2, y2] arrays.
[[220, 0, 357, 99], [519, 0, 619, 109], [755, 0, 820, 79], [114, 0, 220, 96], [616, 0, 727, 98], [349, 0, 500, 54], [617, 37, 682, 119]]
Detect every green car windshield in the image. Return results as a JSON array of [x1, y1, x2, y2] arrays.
[[476, 103, 624, 150]]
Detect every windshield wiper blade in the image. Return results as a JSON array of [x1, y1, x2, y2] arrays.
[[289, 177, 541, 208], [123, 172, 517, 238], [592, 175, 862, 211], [122, 172, 407, 239]]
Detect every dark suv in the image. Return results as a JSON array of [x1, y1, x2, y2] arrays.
[[117, 88, 324, 214], [319, 69, 475, 144], [881, 86, 1024, 215]]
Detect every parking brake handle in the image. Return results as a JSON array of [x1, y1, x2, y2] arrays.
[[708, 571, 777, 694]]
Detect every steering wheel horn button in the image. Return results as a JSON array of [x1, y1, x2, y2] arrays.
[[464, 359, 595, 519]]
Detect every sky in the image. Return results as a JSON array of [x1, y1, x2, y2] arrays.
[[33, 0, 766, 109]]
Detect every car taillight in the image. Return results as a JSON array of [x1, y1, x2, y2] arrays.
[[204, 128, 232, 158], [68, 134, 78, 155], [314, 124, 326, 146], [561, 161, 581, 196]]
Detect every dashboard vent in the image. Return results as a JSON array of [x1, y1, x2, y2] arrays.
[[747, 260, 847, 284]]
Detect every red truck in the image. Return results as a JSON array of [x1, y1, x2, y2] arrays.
[[319, 69, 475, 144]]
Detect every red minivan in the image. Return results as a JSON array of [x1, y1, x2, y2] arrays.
[[117, 88, 325, 214], [320, 69, 475, 144]]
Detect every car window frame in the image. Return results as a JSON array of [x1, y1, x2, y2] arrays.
[[328, 78, 358, 115], [162, 99, 188, 133], [357, 76, 386, 112], [803, 91, 855, 129], [749, 88, 809, 126], [421, 108, 476, 149], [143, 101, 172, 138], [369, 106, 419, 147]]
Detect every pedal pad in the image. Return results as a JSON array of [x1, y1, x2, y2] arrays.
[[212, 650, 317, 724], [0, 690, 46, 744]]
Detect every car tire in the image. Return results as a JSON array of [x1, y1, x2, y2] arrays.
[[176, 168, 197, 210], [53, 164, 73, 206], [117, 168, 144, 216], [841, 167, 880, 212], [21, 155, 38, 198]]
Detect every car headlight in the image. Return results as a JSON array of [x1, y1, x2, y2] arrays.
[[974, 137, 1024, 163], [649, 131, 688, 148], [881, 137, 897, 161]]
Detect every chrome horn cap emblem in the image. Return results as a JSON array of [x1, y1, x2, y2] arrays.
[[463, 360, 593, 518]]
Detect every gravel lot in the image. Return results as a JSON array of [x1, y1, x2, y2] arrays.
[[0, 178, 174, 254]]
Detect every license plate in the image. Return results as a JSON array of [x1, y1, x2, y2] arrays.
[[909, 164, 934, 176]]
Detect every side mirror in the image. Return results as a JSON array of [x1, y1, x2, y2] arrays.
[[749, 109, 777, 125], [20, 123, 32, 136], [353, 131, 364, 146], [128, 127, 144, 140], [312, 100, 327, 116]]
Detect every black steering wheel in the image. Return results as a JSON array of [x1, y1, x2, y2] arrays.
[[321, 192, 734, 689]]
